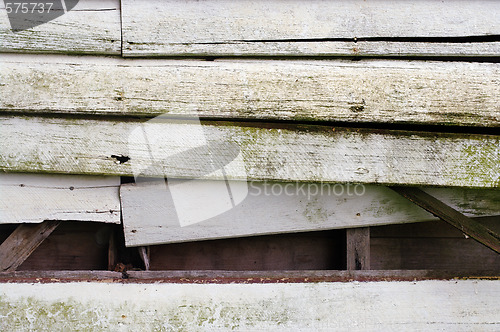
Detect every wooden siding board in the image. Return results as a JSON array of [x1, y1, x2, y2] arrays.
[[0, 173, 121, 224], [120, 181, 500, 246], [122, 0, 500, 57], [2, 55, 499, 127], [1, 116, 499, 187], [0, 0, 121, 55], [0, 281, 499, 330]]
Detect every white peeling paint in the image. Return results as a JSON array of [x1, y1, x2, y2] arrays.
[[0, 280, 499, 331]]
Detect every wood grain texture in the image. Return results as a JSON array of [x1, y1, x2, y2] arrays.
[[149, 231, 343, 271], [2, 54, 499, 127], [0, 220, 60, 272], [1, 115, 499, 187], [371, 238, 500, 271], [371, 217, 500, 271], [0, 0, 121, 55], [0, 280, 499, 330], [0, 173, 121, 224], [370, 216, 500, 238], [122, 0, 500, 57], [391, 186, 500, 253], [0, 270, 498, 282], [346, 227, 370, 270], [120, 181, 500, 246]]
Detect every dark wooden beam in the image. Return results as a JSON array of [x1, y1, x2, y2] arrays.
[[0, 220, 60, 272], [0, 270, 498, 284], [346, 227, 371, 270], [390, 186, 500, 254]]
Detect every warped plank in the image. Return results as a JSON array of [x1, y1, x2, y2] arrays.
[[122, 0, 500, 57], [120, 181, 500, 246], [0, 0, 121, 55], [0, 220, 60, 272], [0, 280, 499, 330], [0, 173, 120, 224], [1, 55, 499, 127], [1, 115, 499, 187], [391, 187, 500, 253]]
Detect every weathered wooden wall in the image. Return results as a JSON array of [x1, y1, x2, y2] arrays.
[[0, 0, 498, 279]]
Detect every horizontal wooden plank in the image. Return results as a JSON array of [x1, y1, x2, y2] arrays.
[[0, 173, 121, 224], [1, 116, 499, 187], [0, 270, 123, 282], [371, 237, 500, 271], [148, 231, 344, 271], [1, 55, 499, 127], [0, 270, 498, 283], [1, 280, 499, 330], [124, 270, 500, 282], [122, 0, 500, 57], [121, 181, 500, 246], [0, 0, 121, 55], [371, 216, 500, 238]]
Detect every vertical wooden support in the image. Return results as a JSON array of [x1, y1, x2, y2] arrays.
[[0, 220, 60, 272], [346, 227, 370, 270], [139, 246, 150, 271], [108, 228, 118, 271]]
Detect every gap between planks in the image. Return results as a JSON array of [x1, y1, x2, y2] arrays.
[[0, 221, 60, 272]]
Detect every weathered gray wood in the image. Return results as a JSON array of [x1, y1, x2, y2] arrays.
[[0, 0, 121, 55], [2, 115, 499, 187], [346, 228, 370, 270], [0, 279, 499, 330], [0, 220, 60, 272], [122, 0, 500, 57], [120, 181, 500, 246], [0, 173, 121, 224], [1, 54, 499, 127], [391, 187, 500, 253]]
